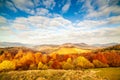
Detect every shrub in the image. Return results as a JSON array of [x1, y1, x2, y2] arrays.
[[0, 60, 15, 71]]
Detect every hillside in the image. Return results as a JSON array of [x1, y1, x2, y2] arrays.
[[95, 44, 120, 53], [34, 43, 96, 54], [51, 47, 91, 55]]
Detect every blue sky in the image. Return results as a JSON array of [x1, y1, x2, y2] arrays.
[[0, 0, 120, 44]]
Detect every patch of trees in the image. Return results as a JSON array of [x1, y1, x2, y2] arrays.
[[0, 48, 120, 71]]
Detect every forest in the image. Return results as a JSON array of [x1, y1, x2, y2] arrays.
[[0, 44, 120, 71]]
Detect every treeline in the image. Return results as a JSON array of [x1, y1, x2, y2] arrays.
[[0, 48, 120, 71]]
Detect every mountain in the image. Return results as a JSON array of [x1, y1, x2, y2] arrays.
[[100, 44, 120, 51], [0, 42, 34, 48]]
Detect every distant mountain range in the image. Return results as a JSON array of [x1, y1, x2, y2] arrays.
[[0, 42, 33, 48], [0, 42, 119, 49]]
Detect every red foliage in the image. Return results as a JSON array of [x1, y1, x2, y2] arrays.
[[51, 60, 62, 69], [104, 52, 120, 67], [93, 53, 108, 64], [80, 53, 95, 62]]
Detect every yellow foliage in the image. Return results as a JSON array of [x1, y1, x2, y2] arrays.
[[0, 60, 15, 71], [38, 62, 48, 70], [62, 62, 74, 70], [93, 60, 109, 68], [20, 51, 35, 65], [74, 56, 94, 68]]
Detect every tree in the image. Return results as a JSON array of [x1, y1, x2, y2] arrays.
[[74, 56, 94, 69], [61, 58, 74, 69], [34, 52, 42, 64], [104, 52, 120, 67], [41, 54, 48, 64], [51, 60, 62, 69], [16, 51, 35, 70], [14, 49, 24, 59], [93, 53, 108, 64], [0, 60, 15, 71], [93, 60, 109, 68], [38, 62, 48, 70]]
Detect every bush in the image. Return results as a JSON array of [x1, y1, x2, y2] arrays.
[[0, 60, 15, 71]]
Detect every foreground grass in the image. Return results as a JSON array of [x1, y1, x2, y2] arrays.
[[0, 68, 120, 80]]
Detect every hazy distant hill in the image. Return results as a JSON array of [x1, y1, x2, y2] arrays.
[[93, 43, 119, 47], [34, 43, 96, 54], [0, 46, 37, 56]]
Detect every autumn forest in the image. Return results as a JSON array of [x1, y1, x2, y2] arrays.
[[0, 44, 120, 71]]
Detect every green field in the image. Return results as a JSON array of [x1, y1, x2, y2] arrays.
[[0, 68, 120, 80]]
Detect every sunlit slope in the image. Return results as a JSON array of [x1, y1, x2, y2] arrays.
[[52, 47, 91, 55]]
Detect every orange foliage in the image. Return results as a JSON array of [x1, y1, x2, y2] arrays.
[[34, 52, 42, 64], [41, 54, 48, 64]]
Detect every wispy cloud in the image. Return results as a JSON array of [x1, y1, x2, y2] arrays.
[[62, 0, 71, 13], [0, 16, 7, 25], [36, 8, 49, 16], [6, 1, 17, 12], [42, 0, 56, 9], [81, 0, 120, 19]]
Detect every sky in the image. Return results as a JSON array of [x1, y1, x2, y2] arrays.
[[0, 0, 120, 45]]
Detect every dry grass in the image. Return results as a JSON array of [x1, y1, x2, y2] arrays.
[[0, 68, 120, 80]]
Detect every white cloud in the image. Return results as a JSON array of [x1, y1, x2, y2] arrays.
[[62, 0, 71, 13], [76, 20, 107, 29], [107, 16, 120, 24], [0, 26, 10, 31], [0, 15, 120, 44], [12, 23, 30, 30]]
